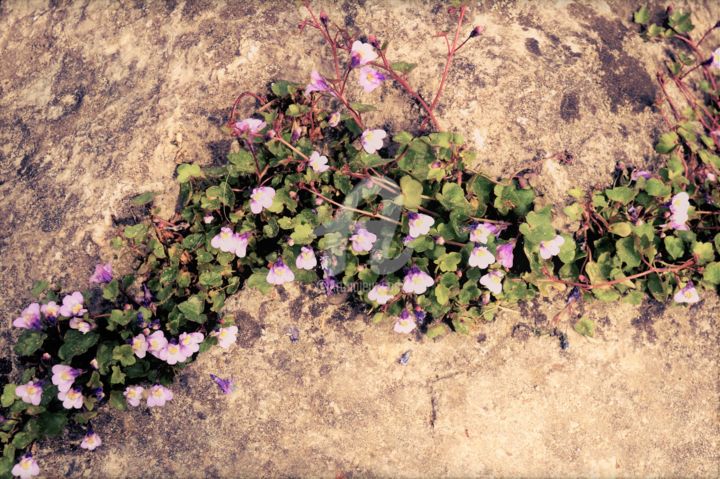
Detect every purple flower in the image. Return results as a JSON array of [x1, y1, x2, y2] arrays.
[[351, 40, 378, 67], [539, 235, 565, 260], [58, 388, 83, 409], [267, 258, 295, 285], [89, 263, 113, 284], [295, 246, 317, 270], [402, 267, 434, 295], [631, 169, 652, 181], [250, 186, 275, 214], [497, 242, 515, 269], [350, 225, 377, 253], [666, 192, 690, 230], [357, 66, 385, 93], [15, 381, 43, 406], [51, 365, 81, 393], [408, 213, 434, 238], [469, 246, 495, 269], [124, 386, 144, 407], [40, 301, 60, 320], [211, 227, 250, 258], [12, 455, 40, 479], [480, 270, 505, 295], [360, 129, 386, 154], [80, 430, 102, 451], [131, 334, 148, 358], [210, 374, 234, 394], [232, 118, 266, 137], [469, 223, 498, 244], [146, 385, 173, 408], [179, 332, 204, 356], [674, 281, 700, 304], [214, 326, 238, 349], [393, 310, 416, 334], [13, 303, 42, 330], [59, 292, 86, 318], [368, 281, 394, 305], [323, 275, 338, 295], [147, 330, 168, 358], [159, 341, 189, 365], [305, 69, 332, 95], [308, 151, 329, 173]]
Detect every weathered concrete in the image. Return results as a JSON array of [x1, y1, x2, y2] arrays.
[[1, 0, 718, 477]]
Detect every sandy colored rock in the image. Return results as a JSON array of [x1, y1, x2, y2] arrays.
[[0, 0, 718, 477]]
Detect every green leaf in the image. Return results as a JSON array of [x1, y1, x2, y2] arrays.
[[290, 223, 315, 245], [664, 236, 685, 260], [1, 385, 16, 408], [176, 163, 204, 183], [616, 237, 641, 269], [426, 324, 448, 339], [668, 10, 694, 33], [110, 366, 126, 385], [124, 223, 148, 240], [391, 61, 417, 74], [228, 150, 257, 175], [574, 317, 595, 337], [394, 131, 413, 145], [400, 175, 423, 210], [609, 222, 632, 237], [644, 178, 671, 197], [633, 5, 650, 25], [435, 252, 462, 272], [30, 280, 49, 298], [102, 279, 120, 301], [655, 132, 679, 154], [247, 269, 272, 294], [692, 242, 715, 265], [38, 412, 68, 437], [14, 331, 47, 357], [605, 186, 636, 205], [206, 183, 235, 206], [109, 390, 127, 411], [112, 344, 137, 367], [270, 80, 299, 97], [58, 331, 99, 362], [703, 262, 720, 285], [109, 309, 134, 328], [178, 295, 205, 322], [199, 271, 223, 288], [435, 284, 450, 305], [12, 431, 36, 449], [130, 191, 156, 206], [349, 102, 376, 113]]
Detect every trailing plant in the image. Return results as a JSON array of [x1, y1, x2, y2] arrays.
[[2, 3, 720, 477]]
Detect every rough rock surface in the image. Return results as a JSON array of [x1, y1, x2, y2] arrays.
[[0, 0, 718, 477]]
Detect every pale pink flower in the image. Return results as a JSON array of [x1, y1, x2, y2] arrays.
[[360, 129, 386, 154], [250, 187, 275, 214], [357, 66, 385, 92], [368, 282, 394, 305], [295, 246, 317, 270], [408, 213, 434, 238], [350, 226, 377, 253], [146, 385, 173, 408], [58, 388, 83, 409], [469, 223, 498, 244], [468, 246, 495, 269], [393, 310, 416, 334], [674, 282, 700, 304], [80, 431, 102, 451], [351, 40, 378, 67], [51, 365, 81, 393], [402, 267, 434, 295], [179, 332, 204, 356], [539, 235, 565, 260], [13, 303, 41, 330], [59, 291, 86, 317], [480, 270, 505, 295], [267, 259, 295, 285], [308, 151, 330, 173], [214, 326, 239, 349], [124, 385, 144, 407], [11, 455, 40, 479], [232, 118, 266, 136], [147, 330, 168, 358], [131, 334, 148, 358], [15, 381, 43, 406]]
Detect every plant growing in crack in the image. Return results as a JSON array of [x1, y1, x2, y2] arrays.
[[2, 3, 720, 477]]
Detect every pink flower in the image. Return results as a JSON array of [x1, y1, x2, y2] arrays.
[[131, 334, 148, 358], [89, 263, 113, 284], [124, 385, 144, 407], [250, 186, 275, 214], [667, 192, 690, 230], [328, 111, 341, 127], [350, 226, 377, 253], [305, 69, 332, 95], [497, 242, 515, 269], [357, 66, 385, 92], [80, 430, 102, 451], [147, 330, 168, 358], [11, 455, 40, 479], [368, 281, 394, 305], [539, 235, 565, 260], [211, 228, 250, 258], [13, 303, 42, 330], [295, 246, 317, 270], [179, 332, 204, 356], [408, 213, 434, 238], [59, 292, 86, 317], [674, 282, 700, 304], [203, 214, 214, 224], [232, 118, 266, 137], [69, 317, 94, 334], [712, 47, 720, 70], [393, 310, 416, 334], [402, 267, 434, 295], [360, 129, 386, 154], [480, 270, 505, 295], [308, 151, 330, 173], [267, 259, 295, 285], [58, 388, 83, 409], [351, 40, 378, 67], [469, 246, 495, 269], [146, 385, 173, 407], [15, 381, 43, 406], [40, 301, 60, 320], [214, 326, 238, 349], [159, 341, 189, 365], [469, 223, 498, 244], [51, 365, 81, 393]]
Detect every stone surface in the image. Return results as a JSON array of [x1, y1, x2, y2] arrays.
[[0, 0, 718, 477]]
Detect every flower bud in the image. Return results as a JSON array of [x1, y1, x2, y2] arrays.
[[315, 197, 324, 206], [435, 236, 445, 245], [470, 25, 484, 38], [287, 238, 295, 247], [368, 34, 381, 49], [320, 12, 329, 25]]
